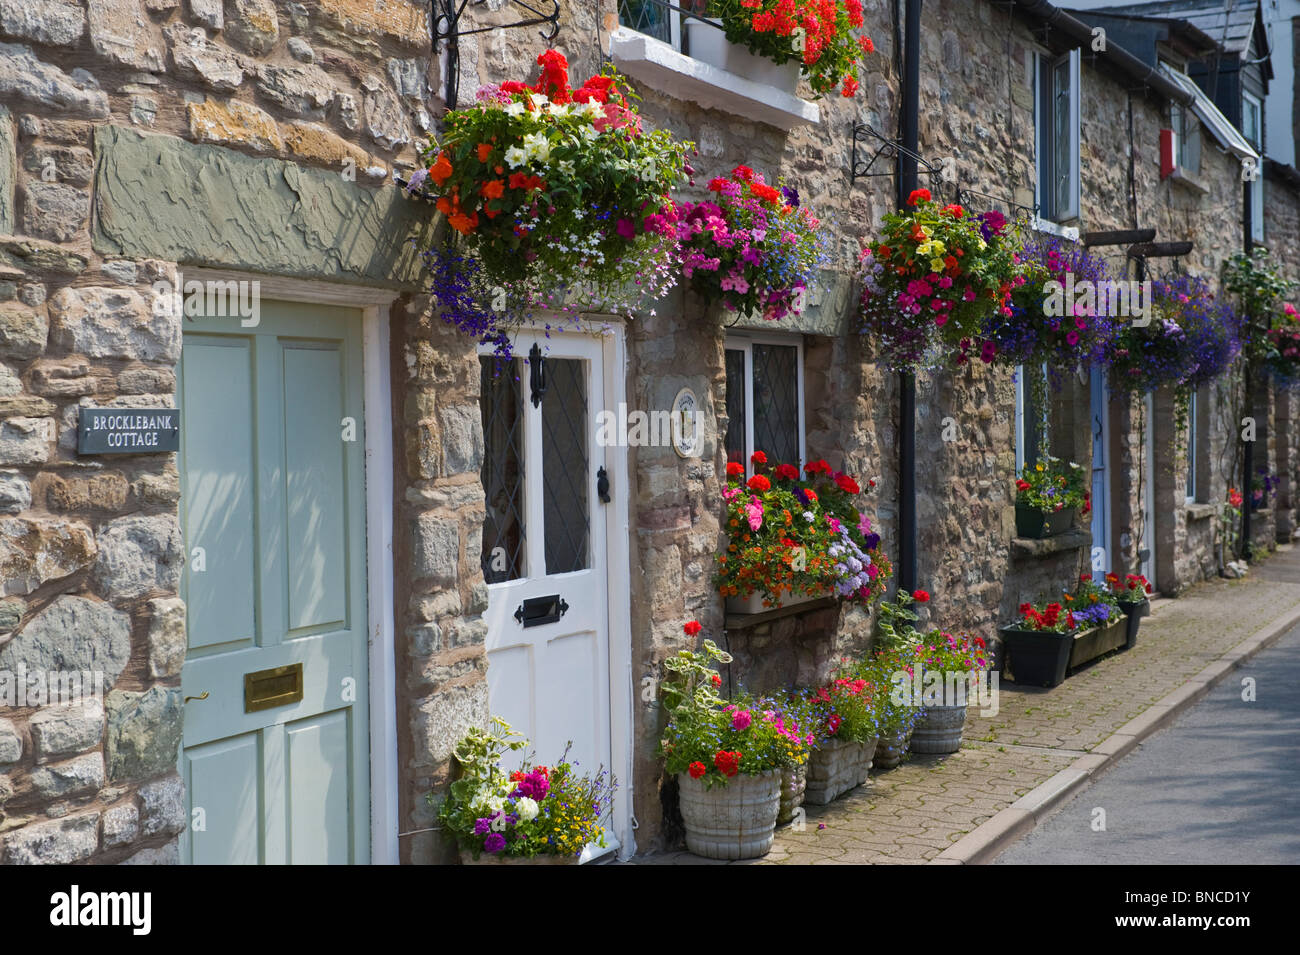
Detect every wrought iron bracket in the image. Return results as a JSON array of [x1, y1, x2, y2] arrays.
[[954, 188, 1039, 222], [849, 123, 947, 187], [435, 0, 562, 110]]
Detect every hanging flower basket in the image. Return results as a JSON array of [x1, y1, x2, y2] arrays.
[[859, 192, 1027, 371], [682, 0, 877, 97], [406, 51, 692, 357], [716, 452, 892, 610], [676, 165, 829, 322]]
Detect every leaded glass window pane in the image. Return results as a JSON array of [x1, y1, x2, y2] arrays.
[[480, 357, 525, 583]]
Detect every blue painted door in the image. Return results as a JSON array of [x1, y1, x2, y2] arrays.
[[177, 300, 369, 864], [1090, 367, 1110, 581]]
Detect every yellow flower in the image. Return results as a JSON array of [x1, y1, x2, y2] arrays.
[[930, 258, 945, 273]]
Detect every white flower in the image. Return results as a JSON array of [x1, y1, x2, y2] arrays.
[[504, 101, 527, 118], [529, 93, 549, 110], [486, 795, 506, 814], [515, 797, 539, 821], [579, 125, 599, 144], [558, 159, 576, 176], [522, 131, 551, 163], [546, 101, 571, 118], [504, 146, 527, 169]]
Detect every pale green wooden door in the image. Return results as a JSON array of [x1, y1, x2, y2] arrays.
[[177, 300, 370, 864]]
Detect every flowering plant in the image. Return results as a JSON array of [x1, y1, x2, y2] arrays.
[[676, 166, 828, 320], [1011, 598, 1076, 633], [872, 588, 925, 651], [1064, 575, 1123, 627], [985, 235, 1120, 371], [658, 626, 807, 786], [690, 0, 876, 97], [1263, 303, 1300, 384], [1104, 571, 1153, 602], [1251, 466, 1278, 511], [715, 452, 892, 607], [906, 627, 990, 675], [858, 647, 922, 737], [809, 665, 880, 744], [1014, 456, 1088, 514], [438, 717, 615, 858], [1223, 249, 1296, 360], [860, 192, 1026, 370], [409, 51, 691, 356]]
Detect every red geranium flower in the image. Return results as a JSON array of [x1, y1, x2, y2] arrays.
[[683, 620, 702, 636], [711, 674, 722, 687], [804, 459, 830, 474], [774, 463, 799, 480], [747, 474, 771, 492], [835, 474, 861, 494], [751, 450, 768, 465], [907, 188, 931, 206], [912, 589, 930, 603], [726, 461, 744, 477], [688, 761, 707, 779], [732, 165, 755, 181], [714, 750, 742, 777]]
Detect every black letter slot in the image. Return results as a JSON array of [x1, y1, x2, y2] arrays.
[[514, 594, 569, 628]]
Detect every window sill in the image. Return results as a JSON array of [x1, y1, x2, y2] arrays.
[[1030, 217, 1081, 242], [1185, 501, 1217, 521], [607, 28, 820, 130], [724, 595, 838, 630], [1168, 166, 1209, 194], [1010, 528, 1091, 559]]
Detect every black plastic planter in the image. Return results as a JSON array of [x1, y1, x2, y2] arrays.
[[1116, 597, 1149, 649], [1000, 626, 1075, 687], [1014, 501, 1076, 539]]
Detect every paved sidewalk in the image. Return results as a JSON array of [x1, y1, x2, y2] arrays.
[[641, 545, 1300, 865]]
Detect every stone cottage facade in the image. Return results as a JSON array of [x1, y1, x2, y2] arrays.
[[0, 0, 1292, 864]]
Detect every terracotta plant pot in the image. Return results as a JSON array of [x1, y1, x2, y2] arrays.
[[460, 849, 579, 865], [804, 736, 877, 805], [676, 768, 781, 860], [911, 704, 967, 754], [1001, 625, 1075, 687], [873, 724, 915, 770], [777, 763, 807, 825], [1014, 501, 1077, 539]]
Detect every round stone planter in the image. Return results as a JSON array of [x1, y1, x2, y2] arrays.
[[873, 724, 915, 770], [804, 736, 877, 805], [684, 17, 801, 93], [459, 849, 580, 865], [911, 704, 967, 754], [676, 768, 782, 860], [777, 763, 807, 825]]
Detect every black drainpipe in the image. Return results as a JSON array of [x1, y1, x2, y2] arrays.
[[897, 0, 921, 594]]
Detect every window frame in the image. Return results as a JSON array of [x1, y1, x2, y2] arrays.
[[724, 333, 806, 477], [1242, 91, 1265, 242], [617, 0, 682, 50], [1185, 387, 1198, 504], [1034, 48, 1081, 223], [1014, 361, 1051, 474]]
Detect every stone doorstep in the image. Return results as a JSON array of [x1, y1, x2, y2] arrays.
[[931, 593, 1300, 865]]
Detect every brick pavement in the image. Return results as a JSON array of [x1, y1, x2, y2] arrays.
[[638, 545, 1300, 864]]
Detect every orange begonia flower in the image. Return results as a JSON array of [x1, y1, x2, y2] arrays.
[[430, 153, 453, 187], [477, 143, 493, 162]]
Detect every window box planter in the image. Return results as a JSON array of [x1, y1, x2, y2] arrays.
[[1014, 501, 1077, 539], [1115, 597, 1149, 649], [1000, 626, 1076, 688], [460, 850, 579, 865], [684, 18, 801, 94], [804, 736, 877, 805], [725, 588, 824, 616], [1068, 616, 1127, 669], [676, 768, 782, 859]]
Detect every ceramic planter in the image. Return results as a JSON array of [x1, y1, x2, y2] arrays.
[[804, 736, 877, 805], [460, 849, 579, 865], [873, 724, 915, 770], [1001, 626, 1075, 687], [725, 588, 823, 615], [1068, 616, 1128, 668], [684, 17, 801, 92], [1014, 501, 1077, 539], [1116, 597, 1150, 649], [911, 704, 967, 754], [676, 768, 782, 860], [777, 763, 807, 825]]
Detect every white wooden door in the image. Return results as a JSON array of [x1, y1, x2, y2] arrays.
[[478, 331, 613, 817]]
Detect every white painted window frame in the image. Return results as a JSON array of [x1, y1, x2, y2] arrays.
[[1185, 388, 1198, 504], [1243, 91, 1265, 242], [724, 332, 807, 475], [1013, 361, 1050, 473], [1033, 48, 1081, 224], [181, 268, 401, 865]]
